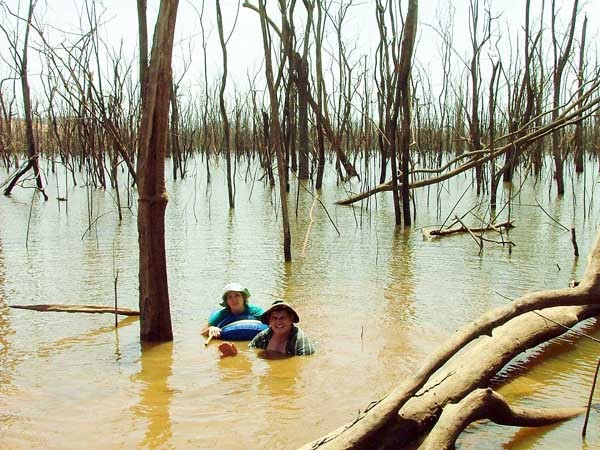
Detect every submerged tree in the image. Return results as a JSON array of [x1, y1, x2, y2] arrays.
[[396, 0, 418, 225], [1, 0, 48, 200], [137, 0, 179, 342], [373, 0, 417, 226], [574, 15, 587, 174], [256, 0, 292, 261], [550, 0, 579, 195], [466, 0, 491, 197], [216, 0, 235, 208]]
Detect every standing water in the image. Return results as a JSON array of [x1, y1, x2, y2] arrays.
[[0, 158, 599, 449]]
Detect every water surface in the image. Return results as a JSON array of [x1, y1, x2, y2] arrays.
[[1, 158, 599, 449]]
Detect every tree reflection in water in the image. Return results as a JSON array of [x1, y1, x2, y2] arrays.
[[132, 341, 174, 449]]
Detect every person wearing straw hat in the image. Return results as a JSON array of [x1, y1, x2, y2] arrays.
[[248, 300, 315, 356], [201, 282, 264, 341]]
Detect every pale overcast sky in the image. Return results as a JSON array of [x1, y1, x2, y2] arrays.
[[1, 0, 597, 100]]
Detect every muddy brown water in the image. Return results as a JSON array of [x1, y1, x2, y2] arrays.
[[1, 158, 599, 449]]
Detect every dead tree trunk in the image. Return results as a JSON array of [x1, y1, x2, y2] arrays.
[[137, 0, 149, 98], [488, 61, 501, 210], [284, 0, 314, 180], [258, 0, 292, 261], [375, 0, 400, 224], [574, 15, 587, 174], [2, 0, 48, 200], [216, 0, 234, 208], [467, 0, 491, 197], [295, 51, 310, 180], [503, 0, 539, 184], [551, 0, 579, 195], [170, 82, 183, 180], [397, 0, 418, 226], [313, 0, 326, 189], [375, 34, 388, 185], [243, 0, 359, 183], [136, 0, 178, 342]]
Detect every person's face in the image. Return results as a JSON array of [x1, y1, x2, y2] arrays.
[[226, 291, 245, 313], [269, 309, 293, 336]]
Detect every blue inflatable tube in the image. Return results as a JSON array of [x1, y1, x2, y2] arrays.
[[220, 319, 268, 340]]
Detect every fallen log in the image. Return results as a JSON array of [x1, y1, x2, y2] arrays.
[[418, 388, 586, 450], [396, 304, 600, 448], [299, 230, 600, 450], [424, 220, 514, 238], [10, 304, 140, 316], [302, 304, 600, 450]]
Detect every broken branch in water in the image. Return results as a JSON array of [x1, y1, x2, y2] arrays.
[[9, 304, 140, 316]]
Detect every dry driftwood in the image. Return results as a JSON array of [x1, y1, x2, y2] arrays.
[[299, 230, 600, 450], [9, 304, 140, 316]]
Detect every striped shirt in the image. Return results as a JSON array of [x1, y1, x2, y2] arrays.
[[249, 326, 316, 356]]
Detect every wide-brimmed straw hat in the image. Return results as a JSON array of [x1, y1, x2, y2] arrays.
[[220, 282, 251, 307], [260, 300, 300, 324]]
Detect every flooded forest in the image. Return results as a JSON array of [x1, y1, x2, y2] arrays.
[[1, 0, 600, 449]]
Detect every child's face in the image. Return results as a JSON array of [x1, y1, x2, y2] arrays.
[[226, 291, 245, 313]]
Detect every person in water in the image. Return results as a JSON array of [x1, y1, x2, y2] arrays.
[[202, 282, 264, 341], [218, 300, 315, 357]]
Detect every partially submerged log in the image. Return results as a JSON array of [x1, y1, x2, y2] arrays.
[[424, 220, 514, 238], [397, 304, 599, 449], [418, 388, 586, 450], [300, 230, 600, 450], [10, 304, 140, 316], [302, 304, 600, 450]]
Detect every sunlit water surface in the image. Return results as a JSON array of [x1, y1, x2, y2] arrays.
[[0, 157, 599, 449]]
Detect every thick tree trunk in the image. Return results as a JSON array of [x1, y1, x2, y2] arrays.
[[136, 0, 178, 342]]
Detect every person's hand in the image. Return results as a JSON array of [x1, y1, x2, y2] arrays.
[[218, 342, 238, 357], [208, 326, 221, 338]]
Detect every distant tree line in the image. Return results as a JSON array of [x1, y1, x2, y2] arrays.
[[1, 1, 598, 212]]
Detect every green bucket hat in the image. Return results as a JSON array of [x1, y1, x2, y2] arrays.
[[220, 282, 251, 307]]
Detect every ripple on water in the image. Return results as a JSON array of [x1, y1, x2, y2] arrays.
[[1, 161, 600, 449]]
